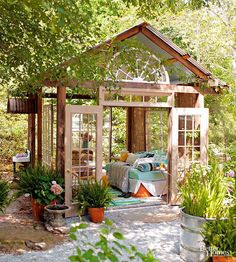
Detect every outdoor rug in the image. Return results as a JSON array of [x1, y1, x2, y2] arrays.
[[110, 198, 144, 207], [108, 187, 166, 209], [109, 187, 145, 207]]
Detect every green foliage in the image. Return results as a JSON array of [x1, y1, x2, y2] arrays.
[[0, 180, 10, 213], [0, 0, 139, 95], [69, 219, 159, 262], [75, 180, 112, 209], [202, 216, 236, 257], [179, 160, 232, 218], [224, 142, 236, 174], [153, 1, 236, 150], [17, 165, 64, 205]]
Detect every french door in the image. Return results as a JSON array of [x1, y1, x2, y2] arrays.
[[65, 105, 103, 216], [169, 108, 209, 204]]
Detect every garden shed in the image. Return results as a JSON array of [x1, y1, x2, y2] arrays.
[[18, 22, 226, 216]]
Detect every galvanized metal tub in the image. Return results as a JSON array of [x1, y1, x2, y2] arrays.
[[180, 209, 208, 262]]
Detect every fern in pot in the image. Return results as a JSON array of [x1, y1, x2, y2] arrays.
[[17, 165, 64, 221], [75, 180, 112, 223], [179, 161, 232, 262], [0, 180, 10, 213]]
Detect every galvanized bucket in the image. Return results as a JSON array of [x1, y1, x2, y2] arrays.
[[180, 209, 208, 262]]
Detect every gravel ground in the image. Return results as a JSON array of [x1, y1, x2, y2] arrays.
[[0, 205, 183, 262]]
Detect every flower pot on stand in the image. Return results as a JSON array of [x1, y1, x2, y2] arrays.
[[88, 207, 105, 223], [44, 204, 71, 227], [31, 198, 45, 221]]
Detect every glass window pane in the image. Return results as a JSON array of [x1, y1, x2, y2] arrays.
[[186, 132, 193, 146], [194, 131, 200, 146], [194, 115, 201, 131], [71, 113, 96, 182], [186, 116, 193, 130], [178, 131, 185, 146], [179, 116, 185, 130], [193, 147, 201, 161]]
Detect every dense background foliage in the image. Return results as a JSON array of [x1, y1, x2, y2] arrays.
[[0, 0, 235, 174]]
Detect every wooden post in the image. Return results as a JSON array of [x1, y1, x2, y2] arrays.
[[37, 88, 43, 163], [167, 108, 172, 204], [195, 93, 204, 108], [127, 107, 146, 152], [28, 114, 35, 167], [56, 86, 66, 177]]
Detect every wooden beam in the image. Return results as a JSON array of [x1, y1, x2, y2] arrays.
[[28, 114, 35, 167], [175, 93, 198, 108], [37, 88, 43, 163], [164, 54, 190, 65], [141, 27, 208, 80], [43, 93, 95, 99], [44, 80, 216, 95], [92, 23, 145, 51], [56, 86, 66, 177], [101, 101, 171, 108]]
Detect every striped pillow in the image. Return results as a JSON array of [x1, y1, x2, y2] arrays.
[[136, 162, 161, 172]]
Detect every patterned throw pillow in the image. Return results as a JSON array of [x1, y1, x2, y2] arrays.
[[126, 153, 138, 165], [133, 157, 155, 168], [136, 162, 161, 172], [120, 152, 129, 162]]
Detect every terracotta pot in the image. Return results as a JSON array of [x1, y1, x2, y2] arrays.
[[88, 207, 104, 223], [213, 256, 236, 262], [31, 198, 45, 221]]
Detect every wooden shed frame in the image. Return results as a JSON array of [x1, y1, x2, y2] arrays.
[[26, 22, 226, 214]]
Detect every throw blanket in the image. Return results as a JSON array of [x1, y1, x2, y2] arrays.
[[106, 162, 131, 193]]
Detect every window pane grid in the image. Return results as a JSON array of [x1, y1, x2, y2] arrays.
[[178, 115, 201, 169], [71, 113, 97, 201]]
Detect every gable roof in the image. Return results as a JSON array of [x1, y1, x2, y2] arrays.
[[93, 22, 227, 88]]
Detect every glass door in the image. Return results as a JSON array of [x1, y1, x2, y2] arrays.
[[65, 105, 103, 216], [169, 108, 209, 204]]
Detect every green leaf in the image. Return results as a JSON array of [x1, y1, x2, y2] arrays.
[[101, 227, 109, 235], [70, 226, 78, 233], [69, 233, 77, 241], [82, 249, 94, 259], [113, 232, 124, 240], [69, 255, 80, 262], [78, 223, 89, 229], [105, 218, 113, 226]]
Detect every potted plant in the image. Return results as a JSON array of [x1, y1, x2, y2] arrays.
[[201, 166, 236, 262], [0, 180, 10, 213], [75, 180, 112, 223], [17, 165, 64, 221], [201, 215, 236, 262], [179, 160, 233, 262]]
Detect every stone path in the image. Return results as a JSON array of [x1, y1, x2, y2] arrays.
[[0, 205, 183, 262]]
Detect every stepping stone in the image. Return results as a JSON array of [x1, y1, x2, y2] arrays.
[[25, 240, 46, 250]]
